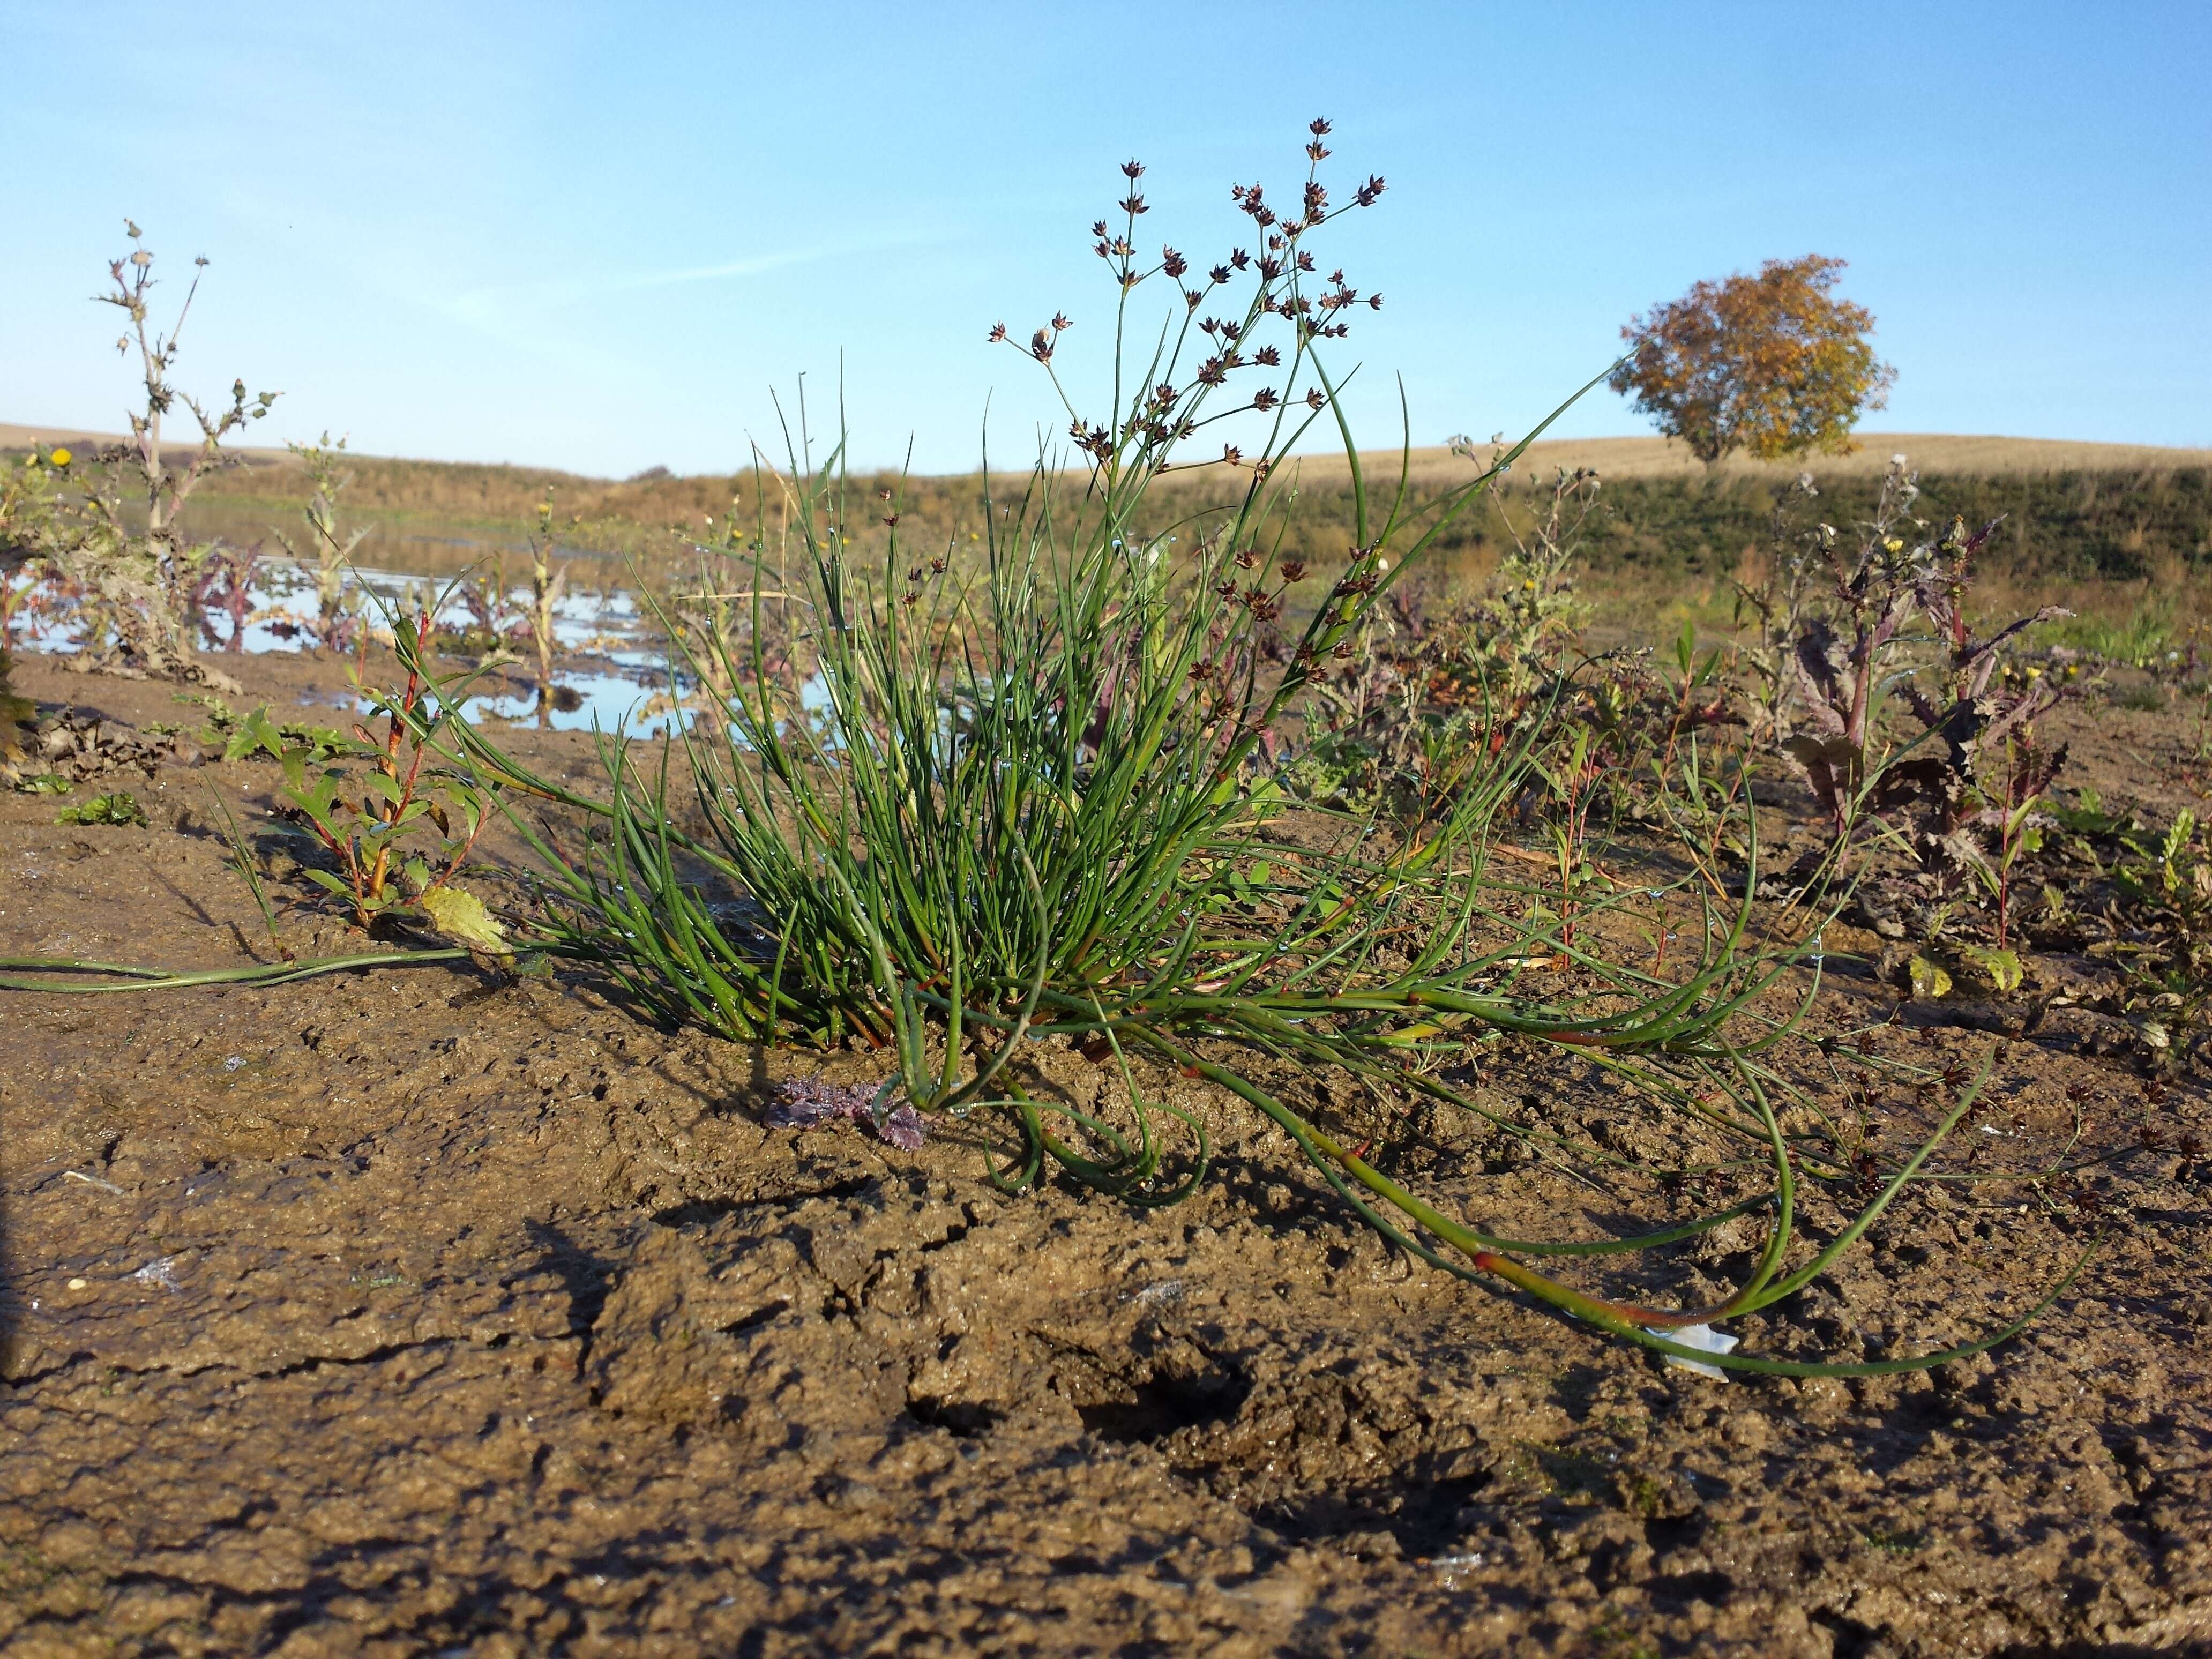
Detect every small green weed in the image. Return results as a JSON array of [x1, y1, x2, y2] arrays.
[[224, 608, 506, 946], [56, 791, 147, 826], [180, 694, 347, 762]]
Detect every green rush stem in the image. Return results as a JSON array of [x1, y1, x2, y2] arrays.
[[0, 948, 479, 992]]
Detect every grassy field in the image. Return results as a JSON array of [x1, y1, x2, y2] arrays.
[[9, 422, 2208, 608]]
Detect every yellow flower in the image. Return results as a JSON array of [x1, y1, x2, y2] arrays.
[[49, 446, 72, 468], [1882, 536, 1904, 552]]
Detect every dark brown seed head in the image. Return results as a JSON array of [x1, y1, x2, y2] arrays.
[[1280, 559, 1307, 582]]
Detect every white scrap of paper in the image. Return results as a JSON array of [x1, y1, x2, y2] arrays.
[[1649, 1322, 1739, 1381]]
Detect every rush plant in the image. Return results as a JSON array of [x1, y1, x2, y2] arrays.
[[415, 130, 2083, 1378]]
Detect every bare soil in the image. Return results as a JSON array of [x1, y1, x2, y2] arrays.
[[4, 647, 2210, 1658]]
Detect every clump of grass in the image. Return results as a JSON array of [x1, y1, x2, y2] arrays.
[[2044, 599, 2178, 672], [413, 129, 2086, 1377]]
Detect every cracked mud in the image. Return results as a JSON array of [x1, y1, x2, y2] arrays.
[[4, 650, 2210, 1657]]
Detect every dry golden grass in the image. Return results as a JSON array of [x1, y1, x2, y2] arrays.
[[7, 421, 2206, 499], [1266, 432, 2212, 494], [10, 419, 2203, 593], [0, 422, 293, 466]]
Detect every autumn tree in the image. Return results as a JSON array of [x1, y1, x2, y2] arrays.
[[1608, 255, 1894, 465]]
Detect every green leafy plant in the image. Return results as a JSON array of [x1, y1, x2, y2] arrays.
[[56, 791, 147, 827], [2109, 809, 2212, 1056], [231, 606, 505, 944]]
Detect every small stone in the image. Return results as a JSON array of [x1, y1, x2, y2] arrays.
[[66, 1277, 88, 1290]]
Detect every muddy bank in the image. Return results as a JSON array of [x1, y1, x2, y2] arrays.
[[3, 647, 2210, 1657]]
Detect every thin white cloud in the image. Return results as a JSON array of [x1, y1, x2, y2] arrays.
[[447, 248, 831, 321]]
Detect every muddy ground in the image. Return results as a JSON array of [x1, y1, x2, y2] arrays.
[[3, 646, 2210, 1658]]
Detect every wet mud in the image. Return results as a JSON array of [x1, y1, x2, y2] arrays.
[[4, 649, 2209, 1656]]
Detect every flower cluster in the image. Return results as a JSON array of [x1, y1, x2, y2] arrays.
[[990, 119, 1387, 481]]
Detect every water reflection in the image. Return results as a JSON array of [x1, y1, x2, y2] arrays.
[[19, 556, 694, 737]]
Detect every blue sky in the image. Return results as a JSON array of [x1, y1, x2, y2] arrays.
[[4, 2, 2206, 476]]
